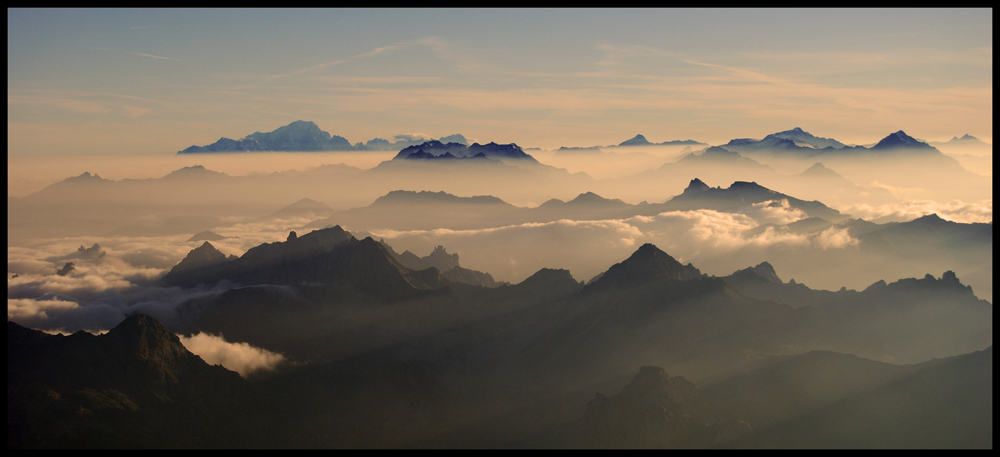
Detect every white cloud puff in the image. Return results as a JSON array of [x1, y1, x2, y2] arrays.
[[178, 332, 286, 377], [8, 297, 79, 323], [814, 226, 861, 250]]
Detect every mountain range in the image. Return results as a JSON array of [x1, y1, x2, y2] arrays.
[[178, 120, 469, 153], [9, 222, 992, 448], [392, 140, 537, 161]]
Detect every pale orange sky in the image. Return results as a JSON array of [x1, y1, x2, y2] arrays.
[[8, 9, 993, 156]]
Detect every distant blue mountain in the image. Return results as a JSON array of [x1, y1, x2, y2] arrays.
[[722, 128, 942, 157], [870, 130, 936, 151], [393, 140, 537, 161], [178, 121, 468, 154]]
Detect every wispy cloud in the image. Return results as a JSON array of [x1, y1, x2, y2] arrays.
[[126, 51, 187, 62], [267, 43, 410, 81]]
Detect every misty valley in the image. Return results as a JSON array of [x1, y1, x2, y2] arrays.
[[7, 123, 992, 449]]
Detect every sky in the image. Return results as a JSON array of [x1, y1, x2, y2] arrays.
[[7, 8, 993, 156]]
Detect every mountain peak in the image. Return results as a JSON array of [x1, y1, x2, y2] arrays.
[[619, 134, 651, 146], [590, 243, 703, 289], [684, 178, 711, 193], [871, 130, 934, 150], [163, 165, 226, 180], [911, 213, 948, 224], [568, 191, 624, 205], [750, 262, 782, 283], [105, 313, 190, 364], [394, 140, 535, 161], [168, 241, 228, 275], [180, 120, 354, 153], [764, 127, 847, 149]]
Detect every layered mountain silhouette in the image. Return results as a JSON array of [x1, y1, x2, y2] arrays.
[[11, 231, 994, 448], [704, 347, 992, 448], [673, 146, 772, 169], [307, 179, 849, 234], [578, 366, 752, 448], [8, 314, 260, 448], [380, 242, 500, 288], [162, 226, 446, 301]]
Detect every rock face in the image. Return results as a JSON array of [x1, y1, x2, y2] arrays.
[[7, 314, 257, 448], [76, 243, 107, 259], [56, 262, 76, 276], [579, 366, 751, 448]]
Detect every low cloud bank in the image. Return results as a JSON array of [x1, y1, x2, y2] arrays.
[[179, 332, 286, 377], [838, 199, 992, 224]]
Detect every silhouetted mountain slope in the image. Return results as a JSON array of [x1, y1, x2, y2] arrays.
[[263, 197, 334, 220], [664, 179, 846, 222], [673, 146, 771, 169], [307, 189, 645, 232], [585, 243, 704, 292], [766, 127, 847, 149], [858, 213, 992, 252], [168, 241, 229, 274], [618, 134, 651, 146], [938, 134, 989, 146], [381, 242, 500, 288], [721, 128, 943, 158], [618, 134, 705, 147], [188, 230, 229, 242], [69, 234, 989, 448], [372, 190, 510, 207], [7, 315, 260, 448], [578, 366, 752, 448], [870, 130, 936, 151], [720, 264, 992, 362], [710, 347, 992, 449], [253, 350, 451, 448], [308, 178, 850, 236], [163, 226, 446, 301]]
